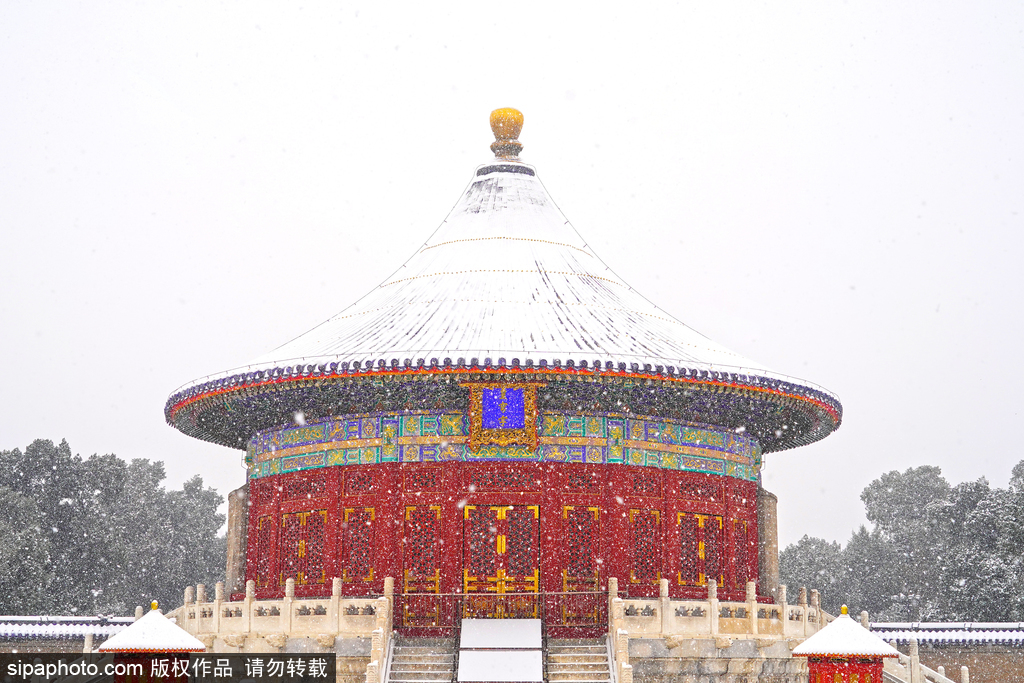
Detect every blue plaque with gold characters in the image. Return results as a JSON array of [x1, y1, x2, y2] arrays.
[[482, 387, 526, 429], [462, 382, 544, 451]]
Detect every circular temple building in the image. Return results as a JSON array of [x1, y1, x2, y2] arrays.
[[165, 109, 841, 634]]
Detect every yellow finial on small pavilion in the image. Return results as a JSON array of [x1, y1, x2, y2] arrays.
[[490, 108, 524, 159], [841, 604, 849, 615], [151, 600, 159, 611]]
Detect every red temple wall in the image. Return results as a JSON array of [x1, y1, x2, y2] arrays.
[[244, 462, 760, 603]]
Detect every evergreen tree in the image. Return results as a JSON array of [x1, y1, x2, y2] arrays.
[[779, 460, 1024, 621], [0, 487, 52, 613], [0, 440, 225, 616], [779, 535, 846, 613]]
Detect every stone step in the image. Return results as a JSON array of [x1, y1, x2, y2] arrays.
[[548, 656, 607, 663], [391, 663, 454, 671], [386, 672, 451, 681], [393, 638, 456, 647], [548, 663, 609, 671], [547, 674, 610, 682]]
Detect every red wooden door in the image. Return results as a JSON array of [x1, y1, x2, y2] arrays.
[[401, 505, 443, 627], [463, 504, 540, 618]]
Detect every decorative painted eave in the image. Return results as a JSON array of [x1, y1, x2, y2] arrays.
[[165, 364, 840, 452], [166, 109, 842, 451]]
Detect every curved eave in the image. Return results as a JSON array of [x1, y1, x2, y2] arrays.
[[165, 361, 841, 453]]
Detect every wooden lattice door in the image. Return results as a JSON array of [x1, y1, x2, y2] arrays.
[[558, 505, 601, 626], [676, 512, 724, 587], [402, 505, 443, 627], [463, 505, 539, 618], [280, 510, 327, 586]]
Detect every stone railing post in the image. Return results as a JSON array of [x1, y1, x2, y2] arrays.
[[611, 597, 625, 647], [708, 580, 719, 635], [746, 580, 758, 635], [778, 584, 787, 632], [244, 580, 255, 634], [798, 587, 808, 636], [183, 587, 196, 634], [383, 576, 395, 636], [367, 627, 385, 683], [961, 665, 969, 683], [83, 633, 93, 653], [860, 610, 870, 629], [615, 627, 630, 683], [197, 584, 208, 636], [331, 577, 342, 630], [134, 606, 144, 621], [214, 581, 225, 634], [376, 597, 391, 657], [608, 577, 619, 637], [810, 589, 821, 634], [284, 578, 295, 633], [909, 638, 922, 683], [938, 666, 945, 677], [659, 578, 670, 635], [370, 628, 384, 662]]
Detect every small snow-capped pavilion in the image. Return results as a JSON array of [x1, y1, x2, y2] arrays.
[[97, 604, 205, 653], [793, 606, 900, 682], [165, 108, 842, 632]]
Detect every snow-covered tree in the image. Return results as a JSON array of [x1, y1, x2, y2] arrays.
[[0, 440, 225, 615], [779, 460, 1024, 621]]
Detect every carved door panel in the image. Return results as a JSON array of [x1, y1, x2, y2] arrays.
[[254, 515, 275, 588], [677, 512, 723, 587], [463, 505, 539, 618], [732, 518, 755, 591], [402, 505, 443, 627], [628, 509, 661, 593], [561, 506, 600, 591], [280, 510, 327, 586], [340, 507, 375, 588], [559, 505, 600, 626]]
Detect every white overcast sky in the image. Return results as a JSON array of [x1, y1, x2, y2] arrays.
[[1, 2, 1021, 548]]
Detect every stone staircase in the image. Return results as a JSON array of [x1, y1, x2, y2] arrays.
[[545, 638, 612, 683], [386, 637, 457, 683]]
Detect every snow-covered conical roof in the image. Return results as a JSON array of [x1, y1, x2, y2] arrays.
[[165, 109, 842, 452], [246, 160, 766, 374], [792, 612, 900, 658], [96, 607, 205, 653]]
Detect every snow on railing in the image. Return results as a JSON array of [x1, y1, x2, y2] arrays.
[[866, 617, 969, 683], [169, 576, 393, 658], [608, 579, 826, 641]]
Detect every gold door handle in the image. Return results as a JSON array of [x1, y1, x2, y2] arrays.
[[496, 535, 506, 554]]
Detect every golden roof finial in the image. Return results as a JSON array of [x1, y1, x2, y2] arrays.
[[151, 600, 159, 611], [841, 604, 849, 615], [490, 108, 524, 159]]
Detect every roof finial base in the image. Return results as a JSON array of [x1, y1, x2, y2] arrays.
[[490, 108, 524, 159]]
